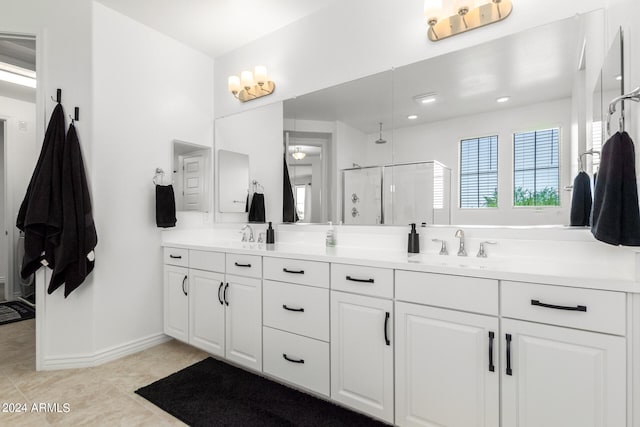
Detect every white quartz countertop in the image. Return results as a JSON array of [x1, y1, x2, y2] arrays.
[[161, 235, 640, 294]]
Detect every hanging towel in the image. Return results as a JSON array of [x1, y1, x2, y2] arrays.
[[283, 157, 299, 223], [16, 103, 66, 278], [591, 131, 640, 246], [569, 171, 592, 226], [248, 192, 266, 223], [48, 123, 98, 297], [156, 185, 177, 228]]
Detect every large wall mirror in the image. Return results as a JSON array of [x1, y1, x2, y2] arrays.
[[283, 9, 609, 226], [172, 140, 212, 212]]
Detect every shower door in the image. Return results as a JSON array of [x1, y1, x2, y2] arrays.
[[342, 167, 383, 224]]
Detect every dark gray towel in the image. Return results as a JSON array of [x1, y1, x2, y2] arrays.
[[248, 192, 265, 223], [570, 171, 592, 226], [591, 131, 640, 246], [156, 185, 177, 228], [283, 157, 299, 223]]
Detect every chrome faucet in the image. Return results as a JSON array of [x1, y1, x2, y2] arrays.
[[432, 238, 448, 255], [454, 229, 466, 256], [477, 241, 497, 258], [240, 224, 255, 242]]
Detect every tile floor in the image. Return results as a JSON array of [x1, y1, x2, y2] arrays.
[[0, 319, 208, 426]]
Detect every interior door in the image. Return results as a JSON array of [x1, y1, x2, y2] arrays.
[[181, 155, 204, 211]]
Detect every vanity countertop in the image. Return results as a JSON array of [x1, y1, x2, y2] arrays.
[[161, 235, 640, 294]]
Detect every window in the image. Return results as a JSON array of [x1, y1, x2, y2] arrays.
[[460, 135, 498, 208], [295, 185, 306, 220], [513, 128, 560, 206]]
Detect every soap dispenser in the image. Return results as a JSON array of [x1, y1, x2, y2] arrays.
[[408, 223, 420, 254], [326, 221, 336, 247], [266, 222, 275, 244]]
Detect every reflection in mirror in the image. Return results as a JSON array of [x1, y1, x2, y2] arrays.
[[217, 149, 249, 213], [283, 10, 605, 226], [591, 27, 623, 176], [172, 140, 211, 212]]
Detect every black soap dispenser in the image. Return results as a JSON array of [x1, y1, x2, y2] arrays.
[[408, 223, 420, 254], [266, 222, 275, 244]]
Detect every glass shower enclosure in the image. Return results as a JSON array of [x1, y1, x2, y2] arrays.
[[342, 161, 451, 225]]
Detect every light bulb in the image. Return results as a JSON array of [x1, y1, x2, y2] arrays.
[[424, 0, 443, 24], [254, 66, 268, 86], [240, 70, 254, 89], [227, 75, 240, 93]]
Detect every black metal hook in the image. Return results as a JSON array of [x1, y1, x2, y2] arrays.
[[69, 107, 79, 124], [50, 88, 61, 104]]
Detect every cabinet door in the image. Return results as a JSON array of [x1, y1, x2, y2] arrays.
[[395, 302, 499, 427], [331, 291, 394, 423], [189, 269, 225, 356], [225, 274, 262, 372], [501, 318, 626, 427], [164, 265, 189, 342]]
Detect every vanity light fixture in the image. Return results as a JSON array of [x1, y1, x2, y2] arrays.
[[496, 96, 510, 103], [425, 0, 513, 42], [408, 115, 418, 120], [0, 61, 36, 88], [228, 65, 275, 102], [292, 146, 306, 160]]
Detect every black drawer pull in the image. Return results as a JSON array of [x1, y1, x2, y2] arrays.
[[283, 354, 304, 364], [384, 312, 390, 346], [506, 333, 512, 376], [217, 282, 224, 305], [282, 304, 305, 312], [488, 331, 495, 372], [234, 262, 252, 268], [346, 275, 374, 283], [531, 299, 587, 312], [223, 283, 229, 306], [283, 268, 305, 274], [181, 275, 188, 296], [169, 254, 182, 259]]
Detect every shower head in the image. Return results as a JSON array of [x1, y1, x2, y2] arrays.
[[375, 122, 387, 144]]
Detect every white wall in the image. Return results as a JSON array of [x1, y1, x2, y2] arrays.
[[91, 3, 214, 352], [387, 98, 573, 225], [215, 102, 283, 224], [0, 96, 38, 298]]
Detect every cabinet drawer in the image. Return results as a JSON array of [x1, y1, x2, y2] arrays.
[[263, 280, 329, 341], [263, 257, 329, 288], [331, 263, 393, 298], [501, 281, 626, 335], [189, 250, 225, 272], [263, 327, 330, 396], [164, 247, 188, 267], [225, 253, 262, 278], [396, 270, 498, 316]]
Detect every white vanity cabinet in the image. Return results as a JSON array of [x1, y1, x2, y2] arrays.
[[395, 271, 500, 427], [330, 263, 394, 423], [164, 264, 189, 342], [501, 281, 627, 427]]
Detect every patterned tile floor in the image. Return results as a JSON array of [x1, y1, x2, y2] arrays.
[[0, 319, 208, 426]]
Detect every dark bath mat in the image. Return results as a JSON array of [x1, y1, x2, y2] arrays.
[[0, 300, 35, 326], [135, 357, 387, 427]]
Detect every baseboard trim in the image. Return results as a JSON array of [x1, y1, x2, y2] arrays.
[[41, 333, 172, 370]]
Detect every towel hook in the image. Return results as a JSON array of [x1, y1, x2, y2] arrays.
[[252, 179, 264, 193], [50, 88, 61, 104], [607, 87, 640, 135], [69, 107, 80, 124], [153, 168, 165, 185]]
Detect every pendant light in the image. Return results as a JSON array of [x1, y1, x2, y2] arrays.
[[375, 122, 387, 144]]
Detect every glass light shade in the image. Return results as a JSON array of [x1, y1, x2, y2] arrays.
[[228, 75, 241, 93], [240, 70, 254, 88], [254, 66, 268, 85], [424, 0, 443, 23]]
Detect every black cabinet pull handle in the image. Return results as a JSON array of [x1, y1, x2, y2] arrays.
[[506, 333, 512, 376], [223, 283, 229, 306], [217, 282, 224, 305], [346, 275, 374, 283], [182, 275, 188, 296], [169, 254, 182, 259], [283, 354, 305, 364], [283, 268, 305, 274], [384, 312, 390, 346], [282, 304, 305, 312], [234, 262, 251, 268], [488, 331, 495, 372], [531, 299, 587, 312]]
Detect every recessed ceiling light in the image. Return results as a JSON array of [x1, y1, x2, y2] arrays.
[[407, 115, 418, 120], [496, 96, 510, 103], [413, 92, 438, 105], [0, 62, 36, 88], [615, 75, 622, 81]]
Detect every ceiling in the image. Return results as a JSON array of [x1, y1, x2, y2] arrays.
[[284, 15, 583, 135], [96, 0, 337, 58], [0, 36, 36, 103]]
